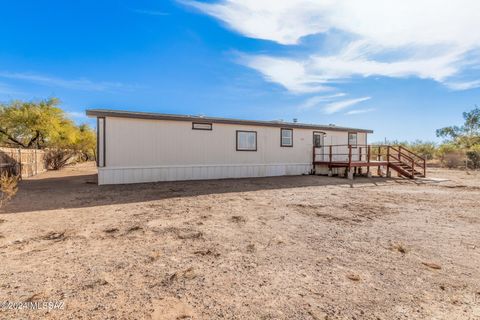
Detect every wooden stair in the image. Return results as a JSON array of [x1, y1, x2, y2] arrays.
[[387, 146, 426, 179]]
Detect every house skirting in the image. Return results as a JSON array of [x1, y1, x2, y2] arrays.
[[98, 163, 312, 185]]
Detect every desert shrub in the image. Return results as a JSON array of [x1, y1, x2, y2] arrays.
[[442, 152, 465, 168], [0, 172, 18, 207], [436, 144, 465, 168], [409, 141, 437, 160], [45, 149, 77, 170], [466, 145, 480, 169]]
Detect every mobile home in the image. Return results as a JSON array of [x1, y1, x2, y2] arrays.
[[86, 109, 373, 185]]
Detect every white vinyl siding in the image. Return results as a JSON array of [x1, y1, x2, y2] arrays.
[[98, 116, 370, 184]]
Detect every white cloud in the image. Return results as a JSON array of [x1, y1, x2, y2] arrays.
[[345, 108, 376, 115], [182, 0, 332, 45], [0, 71, 132, 92], [298, 93, 346, 109], [445, 80, 480, 91], [185, 0, 480, 91], [242, 55, 331, 93], [324, 97, 371, 114]]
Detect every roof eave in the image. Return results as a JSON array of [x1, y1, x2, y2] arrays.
[[85, 109, 374, 134]]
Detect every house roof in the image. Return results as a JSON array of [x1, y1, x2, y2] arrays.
[[86, 109, 374, 133]]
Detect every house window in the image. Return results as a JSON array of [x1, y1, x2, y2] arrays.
[[236, 130, 257, 151], [281, 128, 293, 147], [192, 122, 212, 130], [348, 132, 358, 146]]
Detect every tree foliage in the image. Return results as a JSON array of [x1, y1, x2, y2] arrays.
[[436, 106, 480, 147], [436, 106, 480, 168], [0, 98, 96, 161]]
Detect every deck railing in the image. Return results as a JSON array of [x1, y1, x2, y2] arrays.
[[313, 144, 426, 178]]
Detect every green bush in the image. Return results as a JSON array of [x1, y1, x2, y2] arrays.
[[466, 145, 480, 169]]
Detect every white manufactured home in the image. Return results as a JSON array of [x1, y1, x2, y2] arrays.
[[86, 109, 384, 185]]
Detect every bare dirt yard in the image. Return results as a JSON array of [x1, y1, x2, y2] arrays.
[[1, 162, 479, 319]]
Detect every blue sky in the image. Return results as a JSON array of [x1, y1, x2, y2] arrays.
[[1, 0, 479, 142]]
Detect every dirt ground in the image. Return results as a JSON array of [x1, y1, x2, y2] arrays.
[[1, 162, 479, 319]]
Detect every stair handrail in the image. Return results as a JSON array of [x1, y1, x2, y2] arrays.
[[399, 146, 426, 177], [388, 146, 426, 177], [389, 146, 424, 168], [399, 146, 426, 163]]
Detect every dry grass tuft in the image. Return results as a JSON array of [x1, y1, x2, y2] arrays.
[[126, 225, 142, 233], [346, 273, 361, 281], [104, 227, 119, 234], [231, 215, 247, 223], [163, 267, 197, 285], [147, 251, 162, 262], [177, 230, 203, 240], [391, 243, 408, 254], [41, 231, 66, 241], [422, 262, 442, 270], [194, 249, 220, 257], [0, 173, 19, 208]]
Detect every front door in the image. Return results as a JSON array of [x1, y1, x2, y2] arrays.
[[313, 132, 325, 161]]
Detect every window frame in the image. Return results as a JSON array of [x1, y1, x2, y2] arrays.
[[280, 128, 293, 147], [348, 132, 358, 147], [236, 130, 257, 152], [192, 122, 213, 130], [313, 131, 325, 148]]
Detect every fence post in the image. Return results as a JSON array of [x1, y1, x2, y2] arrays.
[[18, 148, 22, 179], [35, 149, 38, 175]]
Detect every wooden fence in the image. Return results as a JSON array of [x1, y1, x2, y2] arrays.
[[0, 147, 47, 178]]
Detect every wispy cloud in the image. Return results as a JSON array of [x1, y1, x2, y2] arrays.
[[133, 9, 170, 16], [324, 97, 371, 114], [345, 108, 376, 115], [242, 55, 331, 94], [185, 0, 480, 92], [298, 93, 346, 109], [0, 71, 133, 92], [445, 80, 480, 91]]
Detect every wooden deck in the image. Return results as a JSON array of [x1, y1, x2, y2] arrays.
[[314, 160, 389, 167], [313, 144, 426, 179]]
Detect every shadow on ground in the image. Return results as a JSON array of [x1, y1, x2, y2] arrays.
[[2, 170, 394, 214]]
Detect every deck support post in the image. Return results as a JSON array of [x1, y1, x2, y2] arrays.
[[347, 169, 354, 180], [367, 146, 371, 176], [328, 169, 333, 177], [377, 146, 381, 177]]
